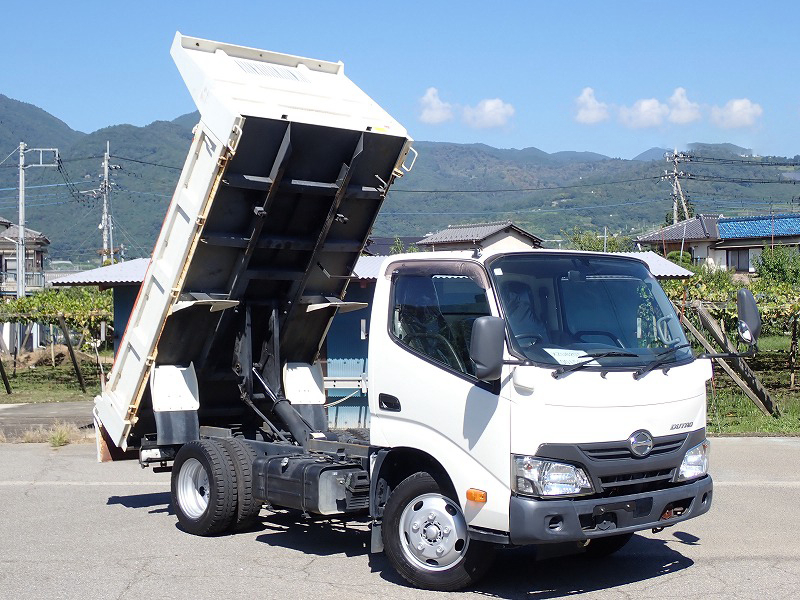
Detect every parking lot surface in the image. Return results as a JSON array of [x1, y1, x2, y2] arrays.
[[1, 437, 799, 599]]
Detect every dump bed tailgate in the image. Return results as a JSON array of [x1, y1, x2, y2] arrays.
[[95, 33, 412, 449]]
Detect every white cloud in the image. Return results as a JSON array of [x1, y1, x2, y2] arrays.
[[462, 98, 515, 129], [711, 98, 763, 128], [574, 87, 609, 124], [668, 87, 701, 124], [619, 98, 669, 128], [419, 87, 453, 124]]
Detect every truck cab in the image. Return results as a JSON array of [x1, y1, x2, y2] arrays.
[[366, 250, 715, 585]]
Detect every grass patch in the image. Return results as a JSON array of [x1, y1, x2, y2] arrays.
[[757, 335, 791, 353], [15, 421, 89, 446], [708, 347, 800, 435], [0, 362, 101, 404]]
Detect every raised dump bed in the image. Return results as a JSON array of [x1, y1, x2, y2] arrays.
[[94, 33, 413, 451]]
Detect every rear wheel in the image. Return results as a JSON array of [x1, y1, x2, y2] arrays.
[[221, 437, 262, 531], [582, 532, 634, 557], [171, 439, 237, 536], [382, 472, 495, 591]]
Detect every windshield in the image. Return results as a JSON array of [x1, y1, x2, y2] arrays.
[[488, 253, 692, 370]]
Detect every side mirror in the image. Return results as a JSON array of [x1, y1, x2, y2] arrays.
[[470, 316, 506, 381], [736, 289, 761, 346]]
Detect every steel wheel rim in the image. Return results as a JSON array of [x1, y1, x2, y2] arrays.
[[177, 457, 210, 519], [398, 492, 469, 571]]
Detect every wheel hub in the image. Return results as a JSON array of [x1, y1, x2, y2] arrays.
[[176, 457, 211, 520], [399, 493, 469, 571]]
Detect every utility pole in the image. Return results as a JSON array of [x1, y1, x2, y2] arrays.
[[664, 150, 691, 224], [16, 143, 58, 355], [84, 141, 119, 264], [100, 142, 119, 263], [17, 143, 59, 299]]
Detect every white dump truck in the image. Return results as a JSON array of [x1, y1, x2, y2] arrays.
[[95, 33, 762, 591]]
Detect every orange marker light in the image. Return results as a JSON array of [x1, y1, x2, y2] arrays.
[[466, 488, 487, 503]]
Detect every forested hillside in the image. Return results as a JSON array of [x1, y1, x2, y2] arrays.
[[0, 95, 798, 262]]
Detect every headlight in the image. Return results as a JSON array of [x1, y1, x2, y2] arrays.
[[675, 439, 710, 482], [512, 455, 594, 497]]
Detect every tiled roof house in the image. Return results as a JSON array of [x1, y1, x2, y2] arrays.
[[417, 221, 543, 253], [637, 213, 800, 272]]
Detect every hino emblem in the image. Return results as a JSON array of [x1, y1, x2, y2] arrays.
[[628, 430, 654, 458]]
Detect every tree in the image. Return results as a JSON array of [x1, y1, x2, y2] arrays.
[[753, 244, 800, 284], [389, 236, 419, 254], [563, 227, 634, 252]]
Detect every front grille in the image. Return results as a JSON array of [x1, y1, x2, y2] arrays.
[[581, 434, 687, 461], [600, 468, 674, 487]]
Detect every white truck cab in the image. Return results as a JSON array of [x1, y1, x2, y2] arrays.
[[367, 250, 716, 574]]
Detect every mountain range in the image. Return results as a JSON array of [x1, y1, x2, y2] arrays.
[[0, 94, 796, 263]]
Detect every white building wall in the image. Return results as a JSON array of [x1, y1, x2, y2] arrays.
[[482, 231, 538, 255]]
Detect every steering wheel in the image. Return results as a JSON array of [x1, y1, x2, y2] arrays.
[[403, 332, 465, 372], [574, 330, 625, 348], [515, 333, 543, 348]]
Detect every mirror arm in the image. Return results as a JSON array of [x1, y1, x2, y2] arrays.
[[503, 358, 531, 366], [698, 346, 757, 360]]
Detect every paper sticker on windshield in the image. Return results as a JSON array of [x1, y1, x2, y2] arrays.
[[542, 348, 598, 366], [493, 268, 503, 275]]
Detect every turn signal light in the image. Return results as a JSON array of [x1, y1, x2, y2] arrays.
[[466, 488, 487, 503]]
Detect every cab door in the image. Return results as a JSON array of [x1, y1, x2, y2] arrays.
[[369, 260, 511, 531]]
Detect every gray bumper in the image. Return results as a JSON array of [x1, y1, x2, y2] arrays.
[[509, 475, 713, 545]]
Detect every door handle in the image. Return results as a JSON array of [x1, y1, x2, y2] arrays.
[[378, 393, 401, 412]]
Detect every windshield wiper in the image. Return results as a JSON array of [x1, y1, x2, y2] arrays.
[[632, 343, 692, 380], [552, 351, 639, 380]]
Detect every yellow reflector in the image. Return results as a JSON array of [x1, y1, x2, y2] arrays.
[[466, 488, 487, 503]]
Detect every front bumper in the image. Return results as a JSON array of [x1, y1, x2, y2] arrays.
[[508, 475, 713, 545]]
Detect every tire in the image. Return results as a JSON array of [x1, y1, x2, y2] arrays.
[[382, 472, 496, 591], [171, 439, 238, 536], [221, 438, 262, 531], [582, 532, 634, 558]]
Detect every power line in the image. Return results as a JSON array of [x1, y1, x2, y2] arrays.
[[385, 198, 664, 216], [685, 174, 798, 185], [389, 175, 661, 194], [110, 154, 182, 171], [0, 148, 17, 167], [677, 153, 800, 167]]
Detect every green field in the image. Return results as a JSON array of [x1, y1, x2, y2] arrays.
[[0, 362, 101, 404], [706, 336, 800, 435]]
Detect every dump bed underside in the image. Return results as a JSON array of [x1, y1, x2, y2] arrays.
[[160, 116, 407, 372]]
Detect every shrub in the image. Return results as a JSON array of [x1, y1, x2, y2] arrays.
[[666, 250, 693, 268], [753, 245, 800, 284]]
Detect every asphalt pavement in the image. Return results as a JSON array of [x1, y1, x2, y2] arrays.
[[0, 437, 799, 599], [0, 400, 93, 437]]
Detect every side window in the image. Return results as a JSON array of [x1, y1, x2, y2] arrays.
[[391, 272, 490, 376]]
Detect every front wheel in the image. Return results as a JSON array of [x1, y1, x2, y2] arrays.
[[382, 472, 495, 591]]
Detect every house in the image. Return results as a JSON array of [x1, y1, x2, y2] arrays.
[[0, 218, 51, 296], [637, 213, 800, 272], [363, 236, 420, 256], [417, 220, 543, 253]]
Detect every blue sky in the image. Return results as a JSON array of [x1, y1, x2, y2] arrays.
[[3, 0, 799, 159]]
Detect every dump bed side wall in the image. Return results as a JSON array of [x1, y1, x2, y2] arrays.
[[94, 120, 240, 448]]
